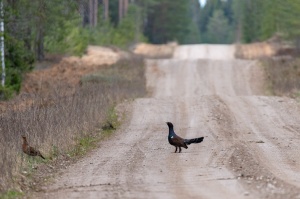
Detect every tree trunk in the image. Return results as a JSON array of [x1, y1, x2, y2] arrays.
[[119, 0, 129, 22], [119, 0, 123, 22], [79, 0, 89, 27], [36, 0, 45, 61], [93, 0, 98, 27], [103, 0, 109, 20], [36, 27, 44, 61], [124, 0, 128, 16], [88, 0, 98, 27], [24, 27, 31, 51]]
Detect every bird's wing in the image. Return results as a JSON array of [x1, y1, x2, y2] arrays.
[[28, 146, 39, 156], [170, 135, 186, 147]]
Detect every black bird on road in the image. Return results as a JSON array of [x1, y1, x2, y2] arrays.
[[166, 122, 204, 153]]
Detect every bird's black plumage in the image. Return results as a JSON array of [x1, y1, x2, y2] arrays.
[[166, 122, 204, 153]]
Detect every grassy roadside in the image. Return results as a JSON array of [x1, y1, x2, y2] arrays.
[[68, 106, 120, 158], [0, 54, 146, 197], [262, 56, 300, 100], [0, 106, 122, 199]]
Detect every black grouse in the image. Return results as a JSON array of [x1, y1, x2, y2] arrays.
[[166, 122, 204, 153]]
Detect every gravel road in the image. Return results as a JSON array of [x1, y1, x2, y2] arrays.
[[36, 44, 300, 199]]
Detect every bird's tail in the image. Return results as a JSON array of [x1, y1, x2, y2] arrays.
[[184, 137, 204, 145], [38, 152, 45, 159]]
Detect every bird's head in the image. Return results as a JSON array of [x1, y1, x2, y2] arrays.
[[166, 122, 173, 128], [22, 135, 27, 141]]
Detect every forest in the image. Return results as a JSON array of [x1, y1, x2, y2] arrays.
[[1, 0, 300, 99], [2, 0, 300, 196]]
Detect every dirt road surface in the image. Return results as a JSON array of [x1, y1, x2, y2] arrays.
[[36, 45, 300, 199]]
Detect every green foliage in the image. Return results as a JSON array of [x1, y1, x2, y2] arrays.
[[105, 106, 120, 131], [2, 0, 205, 96], [44, 18, 90, 56], [0, 86, 14, 100], [259, 0, 279, 40], [184, 22, 201, 44], [241, 0, 264, 42], [145, 0, 199, 44], [205, 10, 233, 44], [238, 0, 300, 44], [231, 0, 243, 42], [199, 0, 222, 33], [199, 0, 235, 43], [200, 0, 300, 44], [112, 5, 145, 47], [0, 35, 34, 100], [108, 0, 119, 26], [184, 0, 201, 43], [278, 0, 300, 42], [1, 1, 149, 98], [45, 4, 145, 56]]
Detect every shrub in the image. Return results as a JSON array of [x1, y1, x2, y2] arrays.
[[44, 5, 146, 56], [0, 35, 35, 100]]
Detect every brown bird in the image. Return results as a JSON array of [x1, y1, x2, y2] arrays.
[[166, 122, 204, 153], [22, 136, 45, 159]]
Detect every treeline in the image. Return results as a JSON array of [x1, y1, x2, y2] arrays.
[[2, 0, 300, 99], [1, 0, 200, 99], [199, 0, 300, 44], [3, 0, 202, 58], [145, 0, 201, 44], [239, 0, 300, 43], [199, 0, 235, 44]]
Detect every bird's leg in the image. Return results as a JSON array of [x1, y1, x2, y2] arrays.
[[179, 147, 182, 153], [174, 147, 177, 153]]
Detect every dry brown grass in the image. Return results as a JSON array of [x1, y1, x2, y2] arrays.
[[21, 46, 124, 99], [262, 56, 300, 98], [235, 42, 277, 60], [0, 55, 146, 193], [132, 42, 177, 59]]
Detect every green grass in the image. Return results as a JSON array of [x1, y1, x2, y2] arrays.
[[104, 106, 120, 132], [49, 145, 59, 159], [68, 135, 98, 157], [68, 106, 120, 157], [0, 190, 23, 199]]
